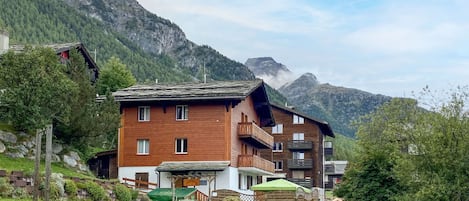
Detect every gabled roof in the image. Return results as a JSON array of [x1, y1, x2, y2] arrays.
[[9, 42, 99, 81], [113, 79, 275, 126], [113, 79, 263, 101], [271, 103, 335, 137]]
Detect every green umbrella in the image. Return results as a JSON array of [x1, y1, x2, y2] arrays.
[[251, 179, 312, 193]]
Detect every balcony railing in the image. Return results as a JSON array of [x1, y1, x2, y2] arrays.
[[238, 122, 274, 149], [287, 140, 313, 150], [238, 154, 274, 173], [288, 159, 313, 169], [287, 178, 313, 188], [325, 165, 335, 174]]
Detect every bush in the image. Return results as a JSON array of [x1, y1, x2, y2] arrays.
[[49, 183, 61, 200], [0, 178, 13, 198], [64, 179, 78, 197], [114, 184, 132, 201], [131, 189, 139, 200], [84, 181, 110, 201]]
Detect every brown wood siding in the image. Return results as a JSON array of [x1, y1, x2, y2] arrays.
[[260, 107, 324, 187], [230, 96, 263, 167], [120, 103, 228, 167]]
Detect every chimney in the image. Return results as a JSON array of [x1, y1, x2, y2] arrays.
[[0, 30, 9, 53]]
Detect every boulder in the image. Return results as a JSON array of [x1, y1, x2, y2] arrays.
[[52, 143, 63, 154], [6, 152, 24, 158], [0, 130, 17, 143], [51, 173, 65, 197], [78, 163, 89, 172], [0, 141, 5, 153], [69, 151, 81, 161], [52, 154, 61, 162], [63, 154, 77, 167]]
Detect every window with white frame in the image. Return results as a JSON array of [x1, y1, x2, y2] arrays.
[[293, 133, 305, 142], [137, 139, 149, 155], [175, 138, 188, 154], [273, 142, 283, 152], [274, 160, 283, 171], [272, 124, 283, 134], [176, 105, 188, 120], [138, 106, 150, 121], [293, 114, 304, 124]]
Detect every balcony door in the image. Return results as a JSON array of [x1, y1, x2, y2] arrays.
[[293, 152, 305, 160]]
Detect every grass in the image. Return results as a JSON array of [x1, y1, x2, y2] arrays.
[[0, 199, 32, 201], [0, 154, 94, 178], [326, 190, 334, 199], [0, 123, 16, 133]]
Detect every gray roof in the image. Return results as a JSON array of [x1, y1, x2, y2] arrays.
[[9, 42, 83, 54], [155, 161, 230, 172], [113, 79, 264, 102], [271, 103, 335, 137]]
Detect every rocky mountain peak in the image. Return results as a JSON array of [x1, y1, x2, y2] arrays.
[[278, 73, 320, 99], [245, 57, 295, 89]]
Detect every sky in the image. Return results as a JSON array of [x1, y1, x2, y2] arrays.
[[137, 0, 469, 97]]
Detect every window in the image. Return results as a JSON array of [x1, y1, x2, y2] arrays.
[[176, 105, 188, 120], [274, 160, 283, 171], [247, 175, 253, 189], [175, 138, 188, 154], [137, 139, 149, 155], [138, 106, 150, 121], [272, 124, 283, 134], [325, 141, 333, 148], [293, 133, 304, 141], [273, 142, 283, 152], [293, 151, 305, 160], [293, 114, 304, 124]]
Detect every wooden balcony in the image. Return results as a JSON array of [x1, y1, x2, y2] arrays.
[[287, 178, 313, 188], [238, 122, 273, 149], [288, 159, 313, 169], [238, 154, 274, 174], [287, 140, 313, 150]]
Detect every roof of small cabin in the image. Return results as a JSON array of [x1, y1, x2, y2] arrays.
[[9, 42, 99, 78], [270, 103, 335, 137], [113, 79, 275, 126]]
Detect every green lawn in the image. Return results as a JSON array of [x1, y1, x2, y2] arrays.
[[0, 154, 93, 178], [326, 190, 334, 199]]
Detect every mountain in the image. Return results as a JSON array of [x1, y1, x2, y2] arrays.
[[62, 0, 254, 81], [246, 57, 392, 137], [0, 0, 254, 83], [245, 57, 296, 89]]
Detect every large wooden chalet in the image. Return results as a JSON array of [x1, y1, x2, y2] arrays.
[[112, 79, 276, 196], [260, 103, 334, 188]]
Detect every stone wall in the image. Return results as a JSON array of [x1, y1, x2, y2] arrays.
[[211, 189, 311, 201]]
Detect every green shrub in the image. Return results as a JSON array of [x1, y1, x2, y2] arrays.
[[75, 181, 87, 189], [131, 189, 139, 200], [84, 181, 110, 201], [114, 184, 131, 201], [49, 183, 61, 200], [0, 178, 13, 198], [65, 179, 78, 197]]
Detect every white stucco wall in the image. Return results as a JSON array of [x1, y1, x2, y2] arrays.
[[119, 166, 159, 188]]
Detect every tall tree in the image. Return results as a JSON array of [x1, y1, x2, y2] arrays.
[[96, 56, 136, 95]]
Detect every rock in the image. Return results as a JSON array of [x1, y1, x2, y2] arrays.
[[69, 151, 81, 161], [12, 145, 29, 156], [6, 152, 24, 158], [52, 143, 63, 154], [0, 141, 5, 153], [63, 155, 77, 167], [0, 130, 17, 143], [78, 163, 89, 172], [22, 140, 35, 149], [51, 173, 65, 197], [52, 154, 61, 162]]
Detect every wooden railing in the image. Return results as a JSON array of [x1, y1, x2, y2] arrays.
[[193, 190, 209, 201], [122, 178, 157, 189], [238, 122, 274, 149], [238, 154, 274, 173]]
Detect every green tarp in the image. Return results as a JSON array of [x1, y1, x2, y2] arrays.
[[251, 179, 312, 193], [147, 188, 196, 201]]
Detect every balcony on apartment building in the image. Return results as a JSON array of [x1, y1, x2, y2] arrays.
[[288, 178, 313, 189], [238, 154, 274, 175], [287, 140, 313, 150], [238, 122, 274, 149], [288, 159, 313, 169]]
